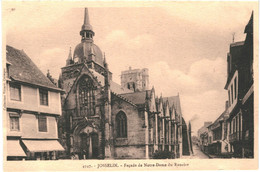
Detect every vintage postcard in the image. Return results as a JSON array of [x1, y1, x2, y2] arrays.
[[2, 1, 259, 171]]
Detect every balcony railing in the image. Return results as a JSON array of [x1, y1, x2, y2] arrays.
[[229, 131, 242, 142]]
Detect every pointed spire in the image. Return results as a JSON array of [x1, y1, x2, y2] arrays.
[[68, 47, 72, 58], [159, 93, 163, 104], [46, 69, 55, 85], [145, 90, 149, 100], [82, 8, 93, 31], [103, 52, 106, 62], [58, 73, 63, 89], [103, 52, 108, 69], [47, 69, 50, 77], [66, 47, 73, 66], [104, 52, 110, 86], [80, 8, 95, 41]]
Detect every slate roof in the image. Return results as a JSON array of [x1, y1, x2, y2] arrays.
[[6, 45, 61, 91], [245, 12, 253, 34], [119, 90, 151, 105], [230, 41, 244, 47], [110, 81, 133, 94], [208, 109, 229, 130], [88, 68, 133, 94], [198, 122, 212, 135], [111, 92, 137, 107]]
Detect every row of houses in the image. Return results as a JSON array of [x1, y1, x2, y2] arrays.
[[4, 8, 192, 160], [198, 12, 254, 158]]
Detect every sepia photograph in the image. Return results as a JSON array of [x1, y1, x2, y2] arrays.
[[2, 1, 258, 171]]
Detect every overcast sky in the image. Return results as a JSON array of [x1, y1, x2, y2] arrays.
[[4, 2, 256, 135]]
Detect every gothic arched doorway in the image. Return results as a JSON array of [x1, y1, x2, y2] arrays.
[[80, 132, 99, 159]]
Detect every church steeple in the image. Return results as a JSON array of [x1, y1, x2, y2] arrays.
[[66, 47, 73, 66], [80, 8, 95, 41]]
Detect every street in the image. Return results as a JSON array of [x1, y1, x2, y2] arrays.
[[182, 144, 209, 159]]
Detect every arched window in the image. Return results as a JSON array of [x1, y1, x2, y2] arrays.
[[116, 111, 127, 138], [79, 77, 95, 116]]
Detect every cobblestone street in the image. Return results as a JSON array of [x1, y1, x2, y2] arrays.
[[182, 145, 209, 159]]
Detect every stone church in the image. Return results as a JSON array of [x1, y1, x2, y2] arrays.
[[58, 8, 187, 159]]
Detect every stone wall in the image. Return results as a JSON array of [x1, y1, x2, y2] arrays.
[[114, 145, 145, 159], [111, 95, 146, 158]]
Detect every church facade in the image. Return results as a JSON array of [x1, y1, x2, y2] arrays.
[[58, 8, 187, 159]]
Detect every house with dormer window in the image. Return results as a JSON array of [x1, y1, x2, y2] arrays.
[[5, 46, 64, 160]]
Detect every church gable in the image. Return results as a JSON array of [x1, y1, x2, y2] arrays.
[[111, 92, 137, 109], [111, 94, 146, 150], [61, 63, 84, 95], [81, 64, 105, 86], [64, 65, 105, 114], [65, 64, 103, 102]]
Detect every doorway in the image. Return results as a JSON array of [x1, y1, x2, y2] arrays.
[[80, 132, 99, 159]]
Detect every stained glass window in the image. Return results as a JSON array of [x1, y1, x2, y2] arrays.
[[79, 77, 95, 116]]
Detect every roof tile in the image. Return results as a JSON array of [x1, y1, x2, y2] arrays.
[[6, 45, 60, 90], [119, 90, 151, 105]]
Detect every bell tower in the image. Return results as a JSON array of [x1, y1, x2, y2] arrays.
[[80, 8, 95, 42], [121, 67, 149, 92]]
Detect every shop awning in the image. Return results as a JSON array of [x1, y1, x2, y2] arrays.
[[22, 140, 65, 152], [7, 140, 26, 157]]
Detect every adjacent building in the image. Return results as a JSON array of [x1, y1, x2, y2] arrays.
[[224, 12, 254, 158], [58, 8, 187, 159], [207, 102, 229, 155], [5, 45, 64, 160], [121, 67, 149, 92], [198, 12, 254, 159], [197, 122, 212, 153]]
